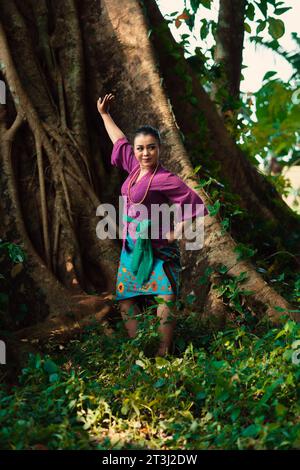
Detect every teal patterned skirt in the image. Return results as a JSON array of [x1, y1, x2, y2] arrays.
[[116, 234, 181, 300]]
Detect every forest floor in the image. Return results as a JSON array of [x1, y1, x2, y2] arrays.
[[1, 305, 300, 450]]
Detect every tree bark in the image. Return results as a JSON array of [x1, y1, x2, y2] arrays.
[[0, 0, 298, 347], [213, 0, 247, 106]]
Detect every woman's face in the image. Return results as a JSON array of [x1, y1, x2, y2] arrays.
[[134, 133, 160, 171]]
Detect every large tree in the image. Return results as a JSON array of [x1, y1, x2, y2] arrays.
[[0, 0, 299, 347]]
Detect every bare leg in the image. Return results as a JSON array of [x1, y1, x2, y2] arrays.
[[156, 294, 176, 356], [119, 298, 139, 338]]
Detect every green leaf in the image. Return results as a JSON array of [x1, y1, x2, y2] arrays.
[[242, 424, 260, 437], [234, 244, 256, 261], [220, 218, 229, 234], [212, 360, 228, 369], [201, 0, 212, 9], [262, 70, 277, 81], [121, 404, 129, 415], [231, 408, 241, 422], [35, 354, 42, 369], [131, 402, 140, 416], [218, 390, 230, 402], [282, 349, 293, 361], [274, 306, 286, 312], [193, 164, 202, 174], [200, 21, 209, 40], [218, 265, 229, 274], [190, 0, 200, 12], [68, 399, 77, 410], [207, 200, 221, 216], [244, 22, 251, 33], [188, 95, 198, 106], [44, 359, 59, 375], [255, 0, 268, 18], [246, 3, 255, 21], [275, 403, 287, 416], [274, 7, 292, 15], [274, 329, 286, 340], [155, 357, 169, 369], [196, 391, 207, 400], [186, 293, 197, 305], [198, 266, 214, 285], [49, 373, 59, 383], [268, 17, 285, 39], [154, 378, 166, 388], [256, 20, 267, 34], [241, 289, 254, 296]]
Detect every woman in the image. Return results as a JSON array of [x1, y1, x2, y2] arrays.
[[97, 93, 208, 356]]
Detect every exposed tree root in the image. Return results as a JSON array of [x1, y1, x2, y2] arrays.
[[14, 294, 114, 342]]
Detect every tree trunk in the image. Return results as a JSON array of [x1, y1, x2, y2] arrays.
[[213, 0, 246, 108], [0, 0, 298, 347]]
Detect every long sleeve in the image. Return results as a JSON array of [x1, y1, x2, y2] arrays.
[[111, 137, 139, 173], [162, 173, 208, 222]]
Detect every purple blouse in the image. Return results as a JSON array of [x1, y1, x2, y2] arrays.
[[111, 137, 208, 248]]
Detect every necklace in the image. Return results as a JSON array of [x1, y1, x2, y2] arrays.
[[128, 163, 159, 205]]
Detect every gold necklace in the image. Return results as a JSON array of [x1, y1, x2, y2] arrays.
[[128, 163, 159, 205]]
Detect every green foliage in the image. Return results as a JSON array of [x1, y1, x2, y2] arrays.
[[0, 240, 27, 264], [1, 316, 300, 450], [241, 79, 300, 167], [0, 240, 28, 330], [158, 0, 299, 203], [249, 33, 300, 81], [254, 0, 292, 21], [161, 0, 294, 77], [268, 17, 285, 39], [234, 243, 257, 261], [212, 267, 256, 322]]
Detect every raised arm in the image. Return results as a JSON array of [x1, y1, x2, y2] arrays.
[[97, 93, 125, 144]]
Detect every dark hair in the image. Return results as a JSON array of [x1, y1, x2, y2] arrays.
[[133, 125, 161, 146]]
